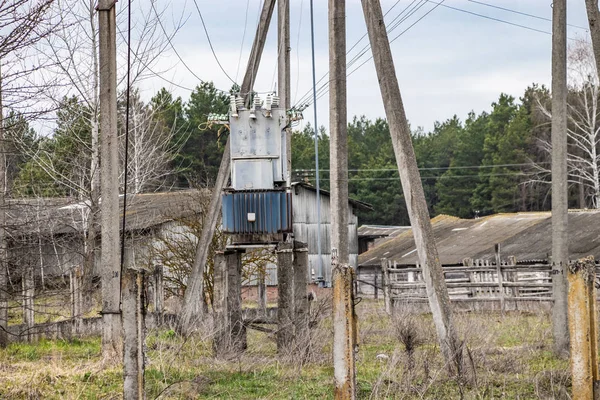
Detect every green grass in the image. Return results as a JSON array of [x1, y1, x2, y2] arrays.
[[0, 301, 573, 399]]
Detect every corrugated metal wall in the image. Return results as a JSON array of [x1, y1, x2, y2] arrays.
[[293, 185, 359, 284], [245, 185, 360, 285]]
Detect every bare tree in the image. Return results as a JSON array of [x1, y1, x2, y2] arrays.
[[536, 40, 600, 208], [24, 0, 182, 312], [0, 0, 57, 347], [117, 89, 188, 195]]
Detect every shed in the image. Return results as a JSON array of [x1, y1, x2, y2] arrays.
[[259, 182, 372, 285], [356, 210, 600, 296]]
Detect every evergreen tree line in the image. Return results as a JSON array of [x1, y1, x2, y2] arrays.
[[7, 74, 600, 227]]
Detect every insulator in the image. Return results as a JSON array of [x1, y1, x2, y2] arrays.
[[235, 96, 244, 109], [271, 95, 280, 108], [229, 95, 238, 117], [254, 95, 262, 108], [264, 94, 273, 112]]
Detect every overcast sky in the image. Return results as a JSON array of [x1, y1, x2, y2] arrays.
[[141, 0, 590, 133]]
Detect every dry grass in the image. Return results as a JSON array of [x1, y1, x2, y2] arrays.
[[0, 299, 571, 399]]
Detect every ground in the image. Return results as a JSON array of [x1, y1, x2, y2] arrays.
[[0, 299, 570, 399]]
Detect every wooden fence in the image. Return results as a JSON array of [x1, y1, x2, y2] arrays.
[[379, 257, 600, 311]]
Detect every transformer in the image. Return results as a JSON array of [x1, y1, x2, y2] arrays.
[[221, 93, 293, 244]]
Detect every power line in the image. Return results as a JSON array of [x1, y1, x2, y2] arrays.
[[191, 0, 238, 86], [293, 0, 414, 107], [311, 0, 443, 105], [426, 0, 552, 36], [235, 0, 252, 83], [467, 0, 589, 31], [300, 172, 529, 181], [292, 0, 304, 105], [294, 162, 550, 173], [149, 1, 228, 94]]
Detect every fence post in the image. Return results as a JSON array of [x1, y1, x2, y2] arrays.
[[257, 268, 267, 316], [567, 256, 599, 400], [463, 258, 475, 298], [381, 258, 391, 314], [122, 268, 146, 400], [22, 263, 35, 340], [495, 244, 505, 312], [373, 274, 378, 299], [153, 265, 164, 325]]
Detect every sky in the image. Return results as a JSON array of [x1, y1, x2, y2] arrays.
[[139, 0, 591, 133]]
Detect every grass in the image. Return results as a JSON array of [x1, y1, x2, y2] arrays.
[[0, 299, 572, 399]]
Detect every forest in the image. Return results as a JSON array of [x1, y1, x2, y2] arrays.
[[11, 42, 600, 228]]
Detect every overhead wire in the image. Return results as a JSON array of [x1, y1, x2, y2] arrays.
[[292, 0, 304, 105], [149, 1, 229, 93], [293, 0, 419, 108], [311, 0, 443, 105], [467, 0, 589, 31], [235, 0, 252, 83], [296, 0, 583, 109], [191, 0, 238, 86]]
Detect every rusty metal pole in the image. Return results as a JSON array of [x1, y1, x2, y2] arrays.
[[567, 256, 599, 400], [332, 250, 357, 399]]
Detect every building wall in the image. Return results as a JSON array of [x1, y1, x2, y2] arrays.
[[292, 185, 359, 284]]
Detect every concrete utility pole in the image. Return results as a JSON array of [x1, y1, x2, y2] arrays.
[[98, 0, 122, 360], [551, 0, 570, 357], [278, 0, 291, 187], [361, 0, 461, 368], [329, 1, 357, 398], [329, 0, 349, 266], [179, 0, 276, 334], [585, 0, 600, 78]]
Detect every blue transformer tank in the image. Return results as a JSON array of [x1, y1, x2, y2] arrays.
[[221, 93, 293, 244]]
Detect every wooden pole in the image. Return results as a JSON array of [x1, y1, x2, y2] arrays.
[[332, 250, 357, 399], [179, 0, 277, 334], [22, 264, 34, 338], [551, 0, 570, 357], [257, 270, 267, 315], [495, 244, 505, 312], [277, 241, 294, 353], [154, 265, 164, 324], [381, 259, 391, 314], [98, 0, 122, 360], [568, 256, 599, 399], [361, 0, 461, 369], [293, 241, 309, 352]]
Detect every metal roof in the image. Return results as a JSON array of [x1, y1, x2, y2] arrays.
[[291, 182, 373, 211], [5, 190, 208, 237], [358, 210, 600, 266], [358, 225, 410, 238]]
